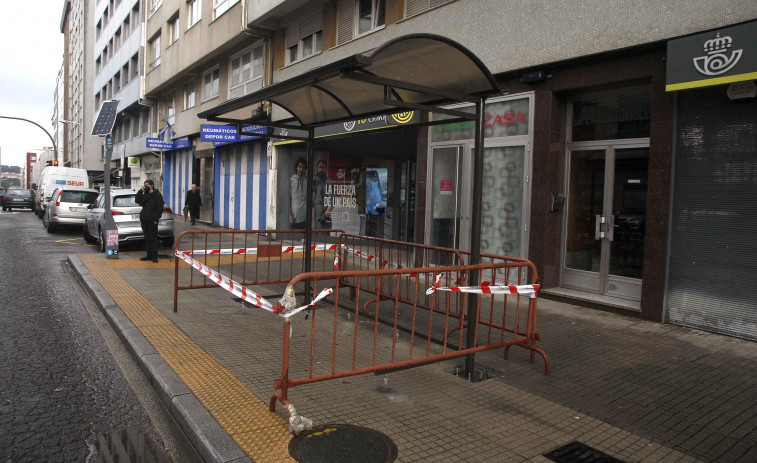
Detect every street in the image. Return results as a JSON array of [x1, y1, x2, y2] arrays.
[[0, 209, 199, 462]]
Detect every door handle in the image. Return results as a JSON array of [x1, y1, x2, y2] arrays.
[[595, 215, 605, 240], [607, 215, 615, 242]]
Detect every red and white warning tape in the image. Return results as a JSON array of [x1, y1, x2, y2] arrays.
[[175, 250, 335, 317], [425, 274, 540, 298], [175, 250, 278, 313], [180, 243, 339, 256]]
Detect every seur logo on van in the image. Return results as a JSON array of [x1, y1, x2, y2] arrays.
[[67, 180, 85, 186]]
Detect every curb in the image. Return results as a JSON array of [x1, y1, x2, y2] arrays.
[[67, 254, 252, 463]]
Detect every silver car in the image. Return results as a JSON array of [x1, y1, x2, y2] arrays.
[[43, 187, 99, 233], [83, 188, 175, 252]]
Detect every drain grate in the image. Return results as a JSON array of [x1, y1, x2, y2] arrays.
[[289, 424, 397, 463], [544, 441, 626, 463]]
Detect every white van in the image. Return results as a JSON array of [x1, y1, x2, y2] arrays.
[[35, 166, 90, 218]]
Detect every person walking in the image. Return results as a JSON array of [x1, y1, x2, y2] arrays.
[[185, 183, 202, 225], [135, 179, 164, 263], [289, 158, 307, 229]]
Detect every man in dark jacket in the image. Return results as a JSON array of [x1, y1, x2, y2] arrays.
[[185, 183, 202, 225], [135, 179, 164, 263]]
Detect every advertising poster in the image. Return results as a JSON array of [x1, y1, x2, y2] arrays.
[[325, 154, 362, 234]]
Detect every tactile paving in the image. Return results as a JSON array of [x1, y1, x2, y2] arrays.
[[78, 254, 295, 461]]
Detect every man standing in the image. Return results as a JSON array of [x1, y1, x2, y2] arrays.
[[185, 183, 202, 225], [135, 179, 164, 263], [314, 159, 334, 229], [289, 158, 307, 229]]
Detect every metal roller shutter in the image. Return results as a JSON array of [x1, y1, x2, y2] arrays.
[[666, 85, 757, 340]]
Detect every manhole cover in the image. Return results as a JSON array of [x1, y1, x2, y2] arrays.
[[544, 441, 626, 463], [289, 424, 398, 463]]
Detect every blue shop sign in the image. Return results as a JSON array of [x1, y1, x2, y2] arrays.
[[201, 124, 268, 146]]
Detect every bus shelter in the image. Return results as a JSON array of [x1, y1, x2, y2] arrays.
[[198, 33, 504, 374]]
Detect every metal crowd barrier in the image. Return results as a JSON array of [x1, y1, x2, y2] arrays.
[[172, 230, 548, 433], [173, 229, 344, 312], [269, 261, 547, 428]]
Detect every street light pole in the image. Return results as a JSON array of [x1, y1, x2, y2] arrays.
[[0, 116, 58, 161]]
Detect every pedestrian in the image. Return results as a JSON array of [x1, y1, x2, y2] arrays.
[[289, 158, 307, 229], [135, 179, 164, 263], [313, 159, 334, 229], [185, 183, 202, 225]]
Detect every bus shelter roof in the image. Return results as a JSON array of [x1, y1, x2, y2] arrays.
[[197, 34, 502, 128]]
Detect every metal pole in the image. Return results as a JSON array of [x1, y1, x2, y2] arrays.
[[0, 116, 58, 161], [304, 127, 315, 298], [103, 135, 119, 258], [464, 98, 486, 377]]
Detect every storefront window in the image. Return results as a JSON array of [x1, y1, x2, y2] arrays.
[[571, 87, 651, 141], [431, 97, 530, 143]]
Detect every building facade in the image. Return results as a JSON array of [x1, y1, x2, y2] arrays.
[[232, 0, 757, 339], [93, 0, 157, 190], [60, 0, 103, 178], [143, 0, 272, 227]]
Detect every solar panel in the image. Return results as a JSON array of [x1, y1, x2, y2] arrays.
[[91, 100, 119, 136]]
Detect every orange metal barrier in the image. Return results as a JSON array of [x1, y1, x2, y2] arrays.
[[173, 229, 343, 312], [333, 234, 539, 343], [269, 261, 549, 418]]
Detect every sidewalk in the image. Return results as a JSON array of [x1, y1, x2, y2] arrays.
[[68, 216, 757, 463]]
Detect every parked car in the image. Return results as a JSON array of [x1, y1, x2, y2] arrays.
[[1, 188, 35, 211], [43, 187, 99, 233], [83, 188, 175, 252]]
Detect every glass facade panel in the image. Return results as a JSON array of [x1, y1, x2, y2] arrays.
[[431, 97, 530, 143], [571, 87, 651, 141]]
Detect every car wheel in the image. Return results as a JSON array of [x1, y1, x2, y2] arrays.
[[42, 214, 48, 228], [83, 224, 96, 243], [47, 221, 56, 233], [161, 236, 175, 248], [99, 229, 106, 253]]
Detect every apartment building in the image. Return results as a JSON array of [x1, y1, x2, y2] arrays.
[[204, 0, 756, 339], [60, 0, 102, 177], [143, 0, 272, 227], [94, 0, 155, 189]]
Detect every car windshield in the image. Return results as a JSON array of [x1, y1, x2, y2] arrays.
[[113, 195, 138, 207], [7, 189, 33, 197], [61, 191, 98, 204]]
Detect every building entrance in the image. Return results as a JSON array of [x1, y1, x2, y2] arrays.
[[562, 143, 649, 301]]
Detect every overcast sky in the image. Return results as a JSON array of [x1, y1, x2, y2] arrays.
[[0, 1, 65, 168]]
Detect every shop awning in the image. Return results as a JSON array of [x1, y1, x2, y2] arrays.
[[197, 34, 502, 127]]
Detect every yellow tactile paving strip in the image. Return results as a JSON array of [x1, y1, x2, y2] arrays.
[[78, 254, 295, 462]]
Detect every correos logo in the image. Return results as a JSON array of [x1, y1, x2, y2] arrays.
[[693, 33, 743, 76]]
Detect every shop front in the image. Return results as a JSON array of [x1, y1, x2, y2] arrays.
[[664, 20, 757, 340], [272, 112, 419, 240], [427, 94, 534, 265]]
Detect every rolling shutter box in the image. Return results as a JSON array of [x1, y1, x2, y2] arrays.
[[666, 85, 757, 340]]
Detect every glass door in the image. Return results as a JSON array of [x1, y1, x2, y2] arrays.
[[562, 145, 648, 300], [428, 146, 466, 257]]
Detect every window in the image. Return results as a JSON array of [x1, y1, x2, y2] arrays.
[[229, 44, 264, 98], [357, 0, 384, 35], [187, 0, 202, 28], [148, 34, 161, 69], [95, 56, 101, 75], [130, 54, 139, 80], [162, 94, 175, 125], [286, 11, 322, 64], [168, 15, 179, 45], [150, 0, 162, 15], [140, 109, 150, 135], [123, 14, 130, 37], [337, 0, 384, 44], [114, 71, 121, 93], [202, 66, 219, 101], [212, 0, 239, 20], [184, 81, 196, 109], [132, 113, 140, 138]]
